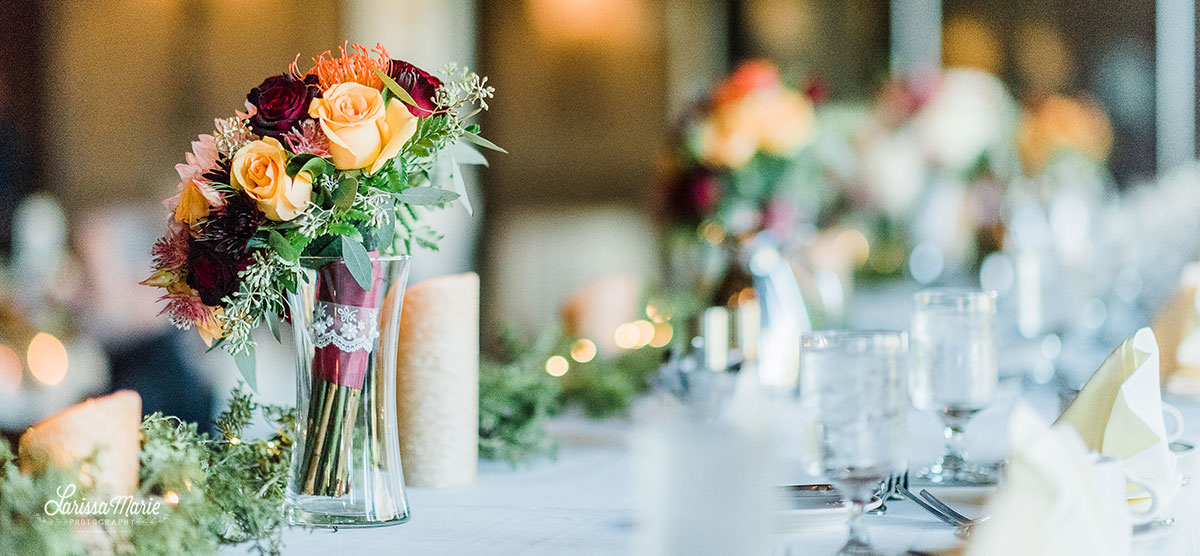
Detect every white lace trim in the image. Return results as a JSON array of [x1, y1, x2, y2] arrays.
[[311, 301, 379, 353]]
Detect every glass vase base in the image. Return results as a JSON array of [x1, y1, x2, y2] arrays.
[[286, 491, 411, 528]]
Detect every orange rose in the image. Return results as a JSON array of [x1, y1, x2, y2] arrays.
[[308, 82, 418, 173], [230, 137, 312, 221]]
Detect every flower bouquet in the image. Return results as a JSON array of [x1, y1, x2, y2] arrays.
[[659, 61, 823, 247], [142, 43, 500, 526], [854, 68, 1019, 279], [657, 61, 828, 304]]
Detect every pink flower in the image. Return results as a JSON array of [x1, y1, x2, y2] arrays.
[[157, 291, 209, 329], [282, 119, 331, 157], [173, 134, 225, 223], [151, 220, 190, 272]]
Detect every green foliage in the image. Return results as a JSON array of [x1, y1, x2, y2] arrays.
[[0, 387, 297, 556], [558, 341, 665, 418], [0, 443, 85, 556], [478, 329, 562, 465]]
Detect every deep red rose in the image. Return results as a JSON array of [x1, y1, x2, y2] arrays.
[[669, 171, 722, 223], [247, 74, 319, 138], [186, 240, 251, 306], [389, 60, 442, 117]]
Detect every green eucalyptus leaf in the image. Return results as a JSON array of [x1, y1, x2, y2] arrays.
[[268, 230, 299, 262], [462, 132, 507, 153], [394, 186, 460, 206], [340, 236, 374, 290], [264, 310, 282, 343], [452, 140, 488, 166], [376, 209, 396, 251], [449, 154, 473, 216], [234, 346, 257, 392], [374, 68, 418, 107]]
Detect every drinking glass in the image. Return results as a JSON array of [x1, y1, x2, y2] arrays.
[[910, 288, 999, 485], [800, 331, 908, 556]]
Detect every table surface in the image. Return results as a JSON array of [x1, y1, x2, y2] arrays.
[[223, 284, 1200, 555], [222, 387, 1200, 556]]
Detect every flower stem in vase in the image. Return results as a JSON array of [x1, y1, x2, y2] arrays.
[[298, 257, 382, 497]]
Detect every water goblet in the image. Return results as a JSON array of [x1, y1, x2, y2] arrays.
[[800, 330, 908, 556], [910, 288, 999, 485]]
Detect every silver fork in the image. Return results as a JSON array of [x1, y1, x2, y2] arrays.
[[918, 489, 985, 526], [895, 486, 964, 526]]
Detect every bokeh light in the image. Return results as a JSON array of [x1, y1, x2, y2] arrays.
[[545, 355, 569, 377], [570, 339, 597, 363], [649, 323, 673, 348], [632, 320, 655, 348], [28, 333, 68, 386], [0, 344, 21, 394], [614, 323, 640, 349]]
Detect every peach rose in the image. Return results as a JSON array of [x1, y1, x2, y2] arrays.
[[696, 104, 759, 169], [230, 137, 312, 221], [308, 82, 418, 174], [756, 91, 815, 156]]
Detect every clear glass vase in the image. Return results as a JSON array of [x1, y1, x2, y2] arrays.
[[285, 254, 412, 527]]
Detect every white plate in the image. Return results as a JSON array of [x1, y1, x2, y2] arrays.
[[777, 488, 884, 531]]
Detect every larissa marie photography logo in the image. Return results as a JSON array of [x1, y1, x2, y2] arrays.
[[42, 484, 168, 525]]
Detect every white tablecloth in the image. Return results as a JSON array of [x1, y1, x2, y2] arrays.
[[222, 386, 1200, 556]]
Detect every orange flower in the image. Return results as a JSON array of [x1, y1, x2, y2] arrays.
[[230, 137, 313, 221], [174, 179, 221, 224], [309, 83, 418, 173], [1017, 95, 1113, 174], [293, 42, 391, 91], [195, 306, 226, 347], [712, 60, 782, 108]]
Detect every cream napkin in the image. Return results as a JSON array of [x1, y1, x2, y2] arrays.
[[1056, 327, 1177, 503], [967, 405, 1129, 556]]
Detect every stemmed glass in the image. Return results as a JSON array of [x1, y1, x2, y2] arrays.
[[800, 331, 908, 556], [909, 288, 999, 485]]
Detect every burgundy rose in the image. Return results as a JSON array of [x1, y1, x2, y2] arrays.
[[668, 171, 722, 223], [389, 60, 442, 117], [186, 240, 251, 306], [246, 74, 319, 138]]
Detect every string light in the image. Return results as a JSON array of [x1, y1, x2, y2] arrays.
[[614, 323, 640, 349], [649, 323, 673, 348], [632, 320, 655, 348], [569, 339, 597, 363], [165, 491, 180, 505], [545, 356, 569, 377]]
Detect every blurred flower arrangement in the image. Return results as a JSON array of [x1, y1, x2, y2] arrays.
[[1016, 94, 1114, 193], [141, 43, 500, 381], [833, 68, 1021, 279], [659, 60, 823, 244]]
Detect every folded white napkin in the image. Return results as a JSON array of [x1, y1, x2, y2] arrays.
[[1056, 327, 1178, 503], [966, 405, 1129, 556]]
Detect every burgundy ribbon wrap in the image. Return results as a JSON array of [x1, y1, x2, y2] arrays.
[[312, 255, 383, 388]]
